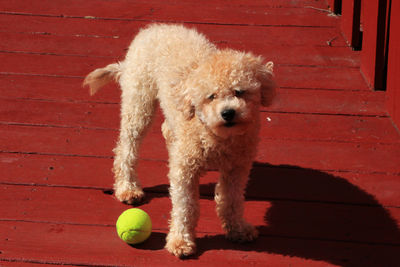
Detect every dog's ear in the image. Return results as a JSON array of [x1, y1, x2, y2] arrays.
[[180, 97, 195, 120], [174, 90, 195, 120], [257, 61, 276, 107]]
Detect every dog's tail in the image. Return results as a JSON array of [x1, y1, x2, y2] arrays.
[[83, 63, 122, 95]]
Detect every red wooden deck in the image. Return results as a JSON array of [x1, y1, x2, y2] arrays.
[[1, 0, 400, 266]]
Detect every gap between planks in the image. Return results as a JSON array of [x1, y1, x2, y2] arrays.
[[0, 72, 370, 92], [1, 181, 399, 209], [0, 11, 337, 28], [0, 51, 360, 70], [0, 50, 360, 70], [1, 149, 398, 176], [0, 121, 396, 146]]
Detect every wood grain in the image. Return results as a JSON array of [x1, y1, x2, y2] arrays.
[[1, 0, 399, 266]]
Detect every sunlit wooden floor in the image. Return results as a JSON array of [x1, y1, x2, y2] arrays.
[[1, 0, 400, 266]]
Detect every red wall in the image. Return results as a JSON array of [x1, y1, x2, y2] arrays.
[[386, 0, 400, 130]]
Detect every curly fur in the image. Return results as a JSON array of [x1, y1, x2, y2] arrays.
[[84, 23, 275, 258]]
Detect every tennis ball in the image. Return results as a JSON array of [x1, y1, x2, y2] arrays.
[[116, 208, 152, 245]]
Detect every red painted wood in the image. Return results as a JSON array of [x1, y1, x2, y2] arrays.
[[1, 152, 400, 207], [269, 88, 386, 116], [0, 32, 359, 67], [4, 220, 398, 267], [0, 98, 121, 130], [0, 53, 368, 90], [0, 15, 348, 47], [275, 64, 369, 90], [341, 0, 361, 48], [1, 124, 400, 174], [1, 98, 398, 144], [0, 74, 385, 116], [0, 0, 329, 11], [0, 123, 165, 159], [386, 0, 400, 130], [0, 75, 385, 116], [247, 167, 400, 207], [1, 1, 400, 265], [360, 0, 388, 90], [0, 0, 333, 27], [0, 262, 54, 266], [0, 0, 330, 13], [0, 74, 120, 103], [326, 0, 334, 10], [259, 139, 400, 174], [1, 185, 399, 245], [260, 112, 399, 143]]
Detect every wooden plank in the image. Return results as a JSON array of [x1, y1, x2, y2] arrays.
[[0, 6, 338, 28], [0, 75, 385, 116], [1, 98, 398, 143], [260, 112, 399, 143], [0, 15, 348, 47], [0, 53, 368, 90], [0, 0, 330, 11], [0, 31, 131, 58], [4, 221, 398, 267], [386, 0, 400, 130], [0, 98, 122, 130], [0, 153, 117, 189], [0, 262, 55, 266], [0, 0, 334, 27], [248, 165, 400, 207], [269, 88, 386, 116], [1, 124, 400, 174], [258, 139, 400, 174], [0, 220, 180, 267], [1, 152, 400, 207], [0, 32, 360, 67], [0, 74, 120, 103], [341, 0, 361, 49], [0, 123, 158, 159], [360, 0, 388, 90], [0, 0, 331, 14], [276, 64, 369, 90], [1, 185, 399, 245], [0, 123, 167, 159]]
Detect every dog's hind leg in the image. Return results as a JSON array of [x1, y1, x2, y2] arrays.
[[112, 72, 157, 204]]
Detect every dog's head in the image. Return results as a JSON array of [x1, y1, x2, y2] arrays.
[[180, 50, 275, 138]]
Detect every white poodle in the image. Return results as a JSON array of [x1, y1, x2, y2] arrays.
[[84, 23, 275, 258]]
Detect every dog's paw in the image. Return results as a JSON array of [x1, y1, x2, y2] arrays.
[[226, 222, 259, 243], [115, 188, 145, 205], [165, 235, 196, 258]]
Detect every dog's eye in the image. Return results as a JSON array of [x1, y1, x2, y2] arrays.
[[235, 90, 245, 97], [207, 94, 216, 100]]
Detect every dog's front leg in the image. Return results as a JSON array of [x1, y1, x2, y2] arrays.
[[165, 140, 202, 258], [215, 165, 259, 243]]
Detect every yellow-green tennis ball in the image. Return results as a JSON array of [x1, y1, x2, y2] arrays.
[[116, 208, 152, 245]]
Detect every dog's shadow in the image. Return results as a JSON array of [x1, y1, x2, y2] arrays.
[[141, 163, 400, 266]]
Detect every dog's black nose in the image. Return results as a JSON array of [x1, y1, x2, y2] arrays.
[[221, 109, 236, 121]]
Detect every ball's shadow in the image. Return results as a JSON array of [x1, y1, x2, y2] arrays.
[[129, 232, 167, 251]]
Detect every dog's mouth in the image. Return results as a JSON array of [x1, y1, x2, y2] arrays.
[[224, 122, 236, 128]]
